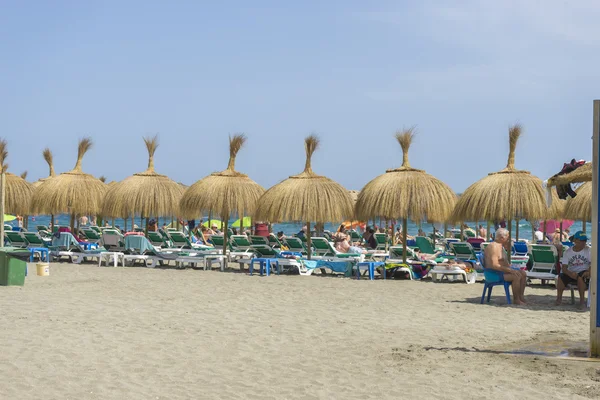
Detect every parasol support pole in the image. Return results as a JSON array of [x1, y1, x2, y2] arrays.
[[560, 221, 563, 243], [240, 214, 243, 236], [112, 218, 115, 229], [124, 216, 127, 232], [306, 221, 312, 260], [69, 213, 75, 232], [583, 221, 587, 234], [50, 214, 54, 232], [591, 99, 600, 357], [516, 219, 520, 241], [460, 223, 464, 241], [0, 171, 4, 248], [531, 221, 535, 243], [385, 218, 389, 251], [486, 221, 491, 241], [402, 218, 408, 264], [223, 216, 229, 271], [507, 219, 512, 264], [444, 222, 447, 238]]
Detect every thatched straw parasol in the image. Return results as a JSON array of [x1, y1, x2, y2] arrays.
[[20, 171, 27, 180], [102, 136, 184, 225], [31, 138, 107, 230], [451, 124, 547, 247], [563, 182, 591, 222], [548, 162, 591, 187], [254, 135, 354, 259], [180, 134, 265, 264], [0, 139, 34, 216], [355, 128, 457, 262]]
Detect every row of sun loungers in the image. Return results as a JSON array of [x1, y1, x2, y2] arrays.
[[2, 227, 573, 286]]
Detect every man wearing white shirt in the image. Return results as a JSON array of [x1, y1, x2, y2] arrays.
[[534, 226, 544, 242], [555, 231, 591, 308]]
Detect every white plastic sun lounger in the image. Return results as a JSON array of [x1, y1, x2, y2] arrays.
[[429, 266, 476, 284]]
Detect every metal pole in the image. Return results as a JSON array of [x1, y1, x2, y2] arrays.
[[306, 221, 312, 260], [507, 219, 512, 264], [590, 99, 599, 357], [402, 218, 408, 264], [0, 172, 4, 248]]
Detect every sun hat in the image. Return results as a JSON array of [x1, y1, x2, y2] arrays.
[[569, 231, 588, 242]]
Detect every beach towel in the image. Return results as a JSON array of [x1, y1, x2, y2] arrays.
[[315, 260, 352, 275]]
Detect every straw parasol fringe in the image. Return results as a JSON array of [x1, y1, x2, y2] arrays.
[[254, 135, 353, 224], [451, 125, 546, 223], [102, 135, 184, 219], [548, 162, 591, 187], [180, 133, 265, 267], [355, 128, 456, 262], [451, 124, 546, 263], [180, 134, 265, 220], [254, 135, 354, 259], [563, 182, 591, 221], [31, 138, 107, 229], [0, 139, 34, 216], [355, 128, 455, 222]]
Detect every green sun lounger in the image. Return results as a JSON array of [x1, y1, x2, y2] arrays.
[[210, 235, 225, 249], [527, 245, 558, 283], [148, 231, 170, 248], [267, 235, 284, 248], [230, 235, 253, 251], [284, 237, 307, 255], [374, 233, 389, 250], [5, 231, 28, 248], [249, 235, 269, 246], [168, 231, 193, 249], [81, 228, 102, 243], [415, 236, 436, 254], [23, 232, 50, 247], [310, 237, 361, 258], [449, 242, 478, 261]]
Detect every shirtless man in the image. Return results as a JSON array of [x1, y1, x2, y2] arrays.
[[484, 227, 528, 305]]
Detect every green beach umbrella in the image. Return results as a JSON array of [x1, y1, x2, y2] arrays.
[[231, 216, 251, 228], [3, 214, 16, 222], [202, 219, 223, 229]]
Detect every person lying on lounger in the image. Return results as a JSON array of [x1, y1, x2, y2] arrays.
[[333, 233, 367, 254], [435, 258, 479, 271]]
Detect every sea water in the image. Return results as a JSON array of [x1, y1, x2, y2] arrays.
[[14, 214, 588, 239]]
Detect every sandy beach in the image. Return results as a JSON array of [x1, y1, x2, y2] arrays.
[[1, 262, 599, 400]]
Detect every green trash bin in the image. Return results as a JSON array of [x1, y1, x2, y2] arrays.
[[0, 247, 30, 286]]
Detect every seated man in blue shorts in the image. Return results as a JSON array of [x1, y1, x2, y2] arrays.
[[555, 231, 591, 308]]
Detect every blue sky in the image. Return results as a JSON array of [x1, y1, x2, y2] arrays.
[[1, 0, 599, 192]]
